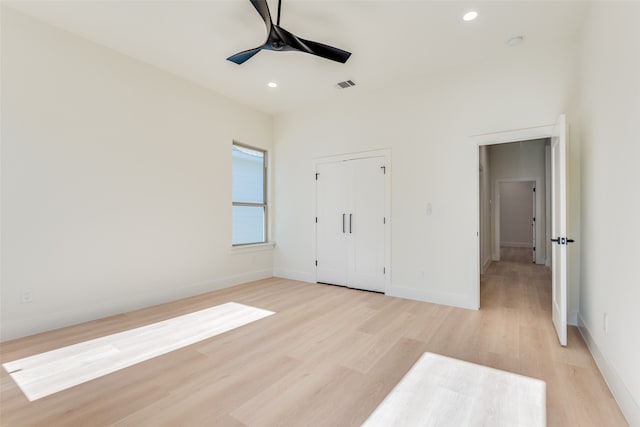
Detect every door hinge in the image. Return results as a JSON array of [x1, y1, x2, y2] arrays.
[[381, 166, 386, 174], [315, 217, 318, 223], [315, 260, 318, 266], [533, 217, 536, 221], [533, 187, 536, 192], [533, 247, 536, 251], [383, 267, 386, 274], [315, 173, 319, 180], [383, 217, 386, 224]]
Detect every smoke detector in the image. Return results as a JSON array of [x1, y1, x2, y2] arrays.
[[507, 35, 525, 47]]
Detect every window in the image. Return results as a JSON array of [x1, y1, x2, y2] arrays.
[[232, 143, 267, 245]]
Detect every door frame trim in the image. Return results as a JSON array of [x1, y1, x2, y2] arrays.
[[313, 149, 392, 293], [471, 124, 554, 309]]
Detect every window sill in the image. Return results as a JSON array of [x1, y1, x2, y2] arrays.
[[229, 242, 276, 254]]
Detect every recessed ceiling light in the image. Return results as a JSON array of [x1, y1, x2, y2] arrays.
[[463, 11, 478, 22], [267, 82, 278, 88], [507, 35, 524, 47]]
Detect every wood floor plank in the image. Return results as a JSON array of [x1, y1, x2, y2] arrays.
[[112, 354, 299, 427], [0, 254, 629, 426]]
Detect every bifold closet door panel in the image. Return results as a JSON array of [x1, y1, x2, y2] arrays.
[[316, 161, 350, 286], [348, 157, 385, 292]]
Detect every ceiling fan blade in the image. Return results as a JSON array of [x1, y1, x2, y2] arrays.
[[296, 38, 352, 63], [250, 0, 272, 33], [271, 26, 350, 63], [227, 46, 263, 64], [229, 1, 351, 65]]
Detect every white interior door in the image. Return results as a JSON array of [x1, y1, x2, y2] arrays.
[[348, 157, 386, 292], [551, 114, 568, 346], [316, 161, 350, 286], [316, 156, 387, 292]]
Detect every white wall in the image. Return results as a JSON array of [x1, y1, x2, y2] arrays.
[[577, 3, 640, 425], [273, 39, 578, 309], [489, 140, 547, 262], [0, 8, 274, 340], [499, 181, 534, 248]]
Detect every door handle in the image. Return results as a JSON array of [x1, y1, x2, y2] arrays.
[[551, 237, 575, 245], [342, 214, 346, 233], [349, 214, 352, 234]]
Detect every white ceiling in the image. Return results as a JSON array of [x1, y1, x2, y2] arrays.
[[7, 1, 588, 114]]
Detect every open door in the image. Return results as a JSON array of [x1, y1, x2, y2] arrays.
[[532, 183, 536, 263], [551, 114, 568, 346]]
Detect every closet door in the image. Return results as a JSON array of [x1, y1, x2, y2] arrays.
[[348, 157, 385, 292], [316, 161, 351, 286]]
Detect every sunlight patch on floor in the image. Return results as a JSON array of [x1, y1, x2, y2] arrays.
[[363, 352, 546, 427], [3, 302, 275, 401]]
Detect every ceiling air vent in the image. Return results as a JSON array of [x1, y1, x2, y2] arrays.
[[336, 80, 356, 89]]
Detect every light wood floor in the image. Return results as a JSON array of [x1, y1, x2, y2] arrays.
[[0, 260, 628, 426], [501, 246, 534, 263]]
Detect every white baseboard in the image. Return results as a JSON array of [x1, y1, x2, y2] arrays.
[[568, 310, 578, 326], [501, 241, 534, 248], [578, 314, 639, 427], [386, 285, 478, 310], [0, 268, 274, 341], [274, 270, 478, 311], [481, 257, 492, 273], [272, 268, 315, 284]]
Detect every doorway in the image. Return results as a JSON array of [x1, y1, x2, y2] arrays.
[[479, 141, 551, 330], [498, 180, 536, 264], [480, 139, 549, 271], [474, 116, 569, 346]]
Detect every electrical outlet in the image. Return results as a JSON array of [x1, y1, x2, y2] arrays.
[[20, 289, 33, 304], [603, 313, 609, 334]]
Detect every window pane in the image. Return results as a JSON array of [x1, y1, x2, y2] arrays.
[[232, 145, 264, 204], [232, 205, 265, 245]]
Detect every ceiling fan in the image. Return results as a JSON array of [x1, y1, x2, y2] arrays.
[[227, 0, 352, 65]]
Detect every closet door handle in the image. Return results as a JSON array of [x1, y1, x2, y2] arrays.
[[349, 214, 353, 234], [342, 214, 346, 233]]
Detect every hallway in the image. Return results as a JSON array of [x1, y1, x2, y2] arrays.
[[481, 250, 627, 425]]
